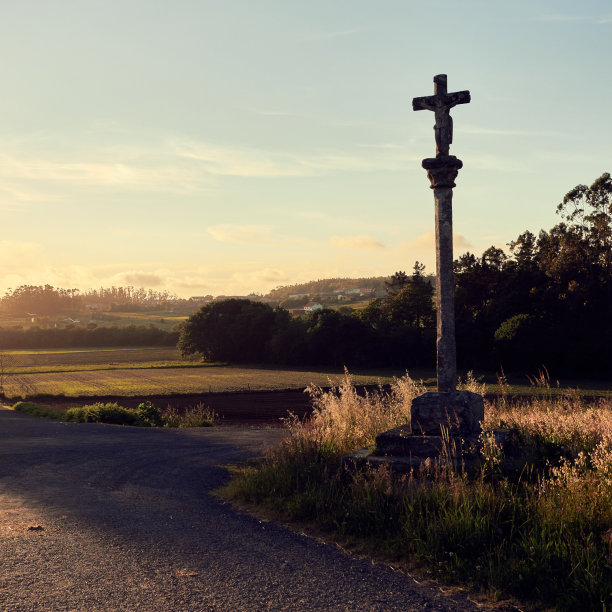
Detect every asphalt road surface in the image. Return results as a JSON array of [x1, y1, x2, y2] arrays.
[[0, 407, 482, 611]]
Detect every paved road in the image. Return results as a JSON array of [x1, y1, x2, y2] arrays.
[[0, 408, 482, 611]]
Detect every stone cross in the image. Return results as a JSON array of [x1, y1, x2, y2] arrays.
[[412, 74, 470, 393], [412, 74, 470, 157]]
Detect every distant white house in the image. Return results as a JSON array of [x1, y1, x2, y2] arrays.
[[303, 301, 323, 312], [189, 295, 214, 307]]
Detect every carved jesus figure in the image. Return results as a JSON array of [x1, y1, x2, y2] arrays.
[[434, 106, 453, 156]]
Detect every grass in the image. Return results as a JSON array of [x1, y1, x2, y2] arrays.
[[11, 399, 216, 427], [0, 348, 404, 398], [221, 373, 612, 611]]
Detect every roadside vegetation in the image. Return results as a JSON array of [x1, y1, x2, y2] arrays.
[[11, 399, 216, 427], [222, 373, 612, 611]]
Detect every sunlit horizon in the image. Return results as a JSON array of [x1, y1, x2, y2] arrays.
[[1, 1, 610, 299]]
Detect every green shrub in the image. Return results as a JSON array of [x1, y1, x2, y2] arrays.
[[11, 398, 217, 429], [65, 402, 139, 425], [135, 401, 163, 427], [12, 401, 65, 420]]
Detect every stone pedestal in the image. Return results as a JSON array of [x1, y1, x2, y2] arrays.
[[410, 390, 483, 437], [343, 391, 486, 474]]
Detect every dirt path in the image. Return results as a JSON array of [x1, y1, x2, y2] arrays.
[[0, 407, 482, 611]]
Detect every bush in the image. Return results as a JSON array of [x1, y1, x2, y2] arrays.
[[12, 401, 65, 420], [135, 401, 163, 427], [65, 402, 140, 425]]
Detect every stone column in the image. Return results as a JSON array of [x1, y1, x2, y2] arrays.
[[422, 155, 462, 393]]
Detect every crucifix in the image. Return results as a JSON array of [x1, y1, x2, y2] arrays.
[[412, 74, 470, 157], [412, 74, 470, 393]]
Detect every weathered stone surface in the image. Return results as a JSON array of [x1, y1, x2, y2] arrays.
[[342, 426, 522, 475], [375, 426, 445, 457], [413, 75, 470, 393], [410, 390, 484, 437], [342, 448, 423, 474]]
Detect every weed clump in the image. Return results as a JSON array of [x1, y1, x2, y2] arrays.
[[162, 403, 216, 427]]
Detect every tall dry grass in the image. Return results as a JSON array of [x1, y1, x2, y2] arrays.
[[225, 372, 612, 610]]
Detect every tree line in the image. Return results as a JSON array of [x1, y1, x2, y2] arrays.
[[0, 285, 178, 315], [179, 173, 612, 377]]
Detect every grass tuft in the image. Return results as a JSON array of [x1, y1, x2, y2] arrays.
[[161, 403, 216, 427]]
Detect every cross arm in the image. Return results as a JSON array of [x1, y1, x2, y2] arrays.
[[412, 90, 471, 111]]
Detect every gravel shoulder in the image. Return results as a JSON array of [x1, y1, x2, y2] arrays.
[[0, 407, 483, 611]]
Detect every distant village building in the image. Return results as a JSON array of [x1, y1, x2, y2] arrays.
[[189, 295, 214, 307], [303, 301, 323, 312]]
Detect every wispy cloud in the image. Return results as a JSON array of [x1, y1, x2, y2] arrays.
[[330, 235, 386, 250], [534, 14, 592, 22], [206, 224, 274, 245], [0, 240, 46, 272], [468, 155, 530, 173], [532, 13, 611, 24], [245, 108, 302, 118], [0, 136, 416, 207], [114, 271, 165, 287], [176, 140, 417, 177], [460, 124, 565, 137], [300, 26, 372, 41], [0, 151, 212, 196]]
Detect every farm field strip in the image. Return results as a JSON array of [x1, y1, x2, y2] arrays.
[[2, 361, 209, 375], [0, 347, 206, 373], [0, 346, 181, 362], [1, 366, 398, 398]]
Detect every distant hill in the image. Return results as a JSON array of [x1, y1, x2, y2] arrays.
[[264, 277, 390, 301]]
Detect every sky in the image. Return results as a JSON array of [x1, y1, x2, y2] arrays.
[[0, 0, 611, 298]]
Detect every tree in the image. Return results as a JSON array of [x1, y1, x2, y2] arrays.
[[389, 263, 434, 328], [178, 299, 286, 363], [384, 271, 410, 298], [304, 309, 373, 367], [557, 172, 612, 315]]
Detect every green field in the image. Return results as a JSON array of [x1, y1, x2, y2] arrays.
[[0, 346, 609, 400], [0, 347, 402, 398]]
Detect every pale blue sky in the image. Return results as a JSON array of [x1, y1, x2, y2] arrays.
[[0, 0, 610, 296]]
